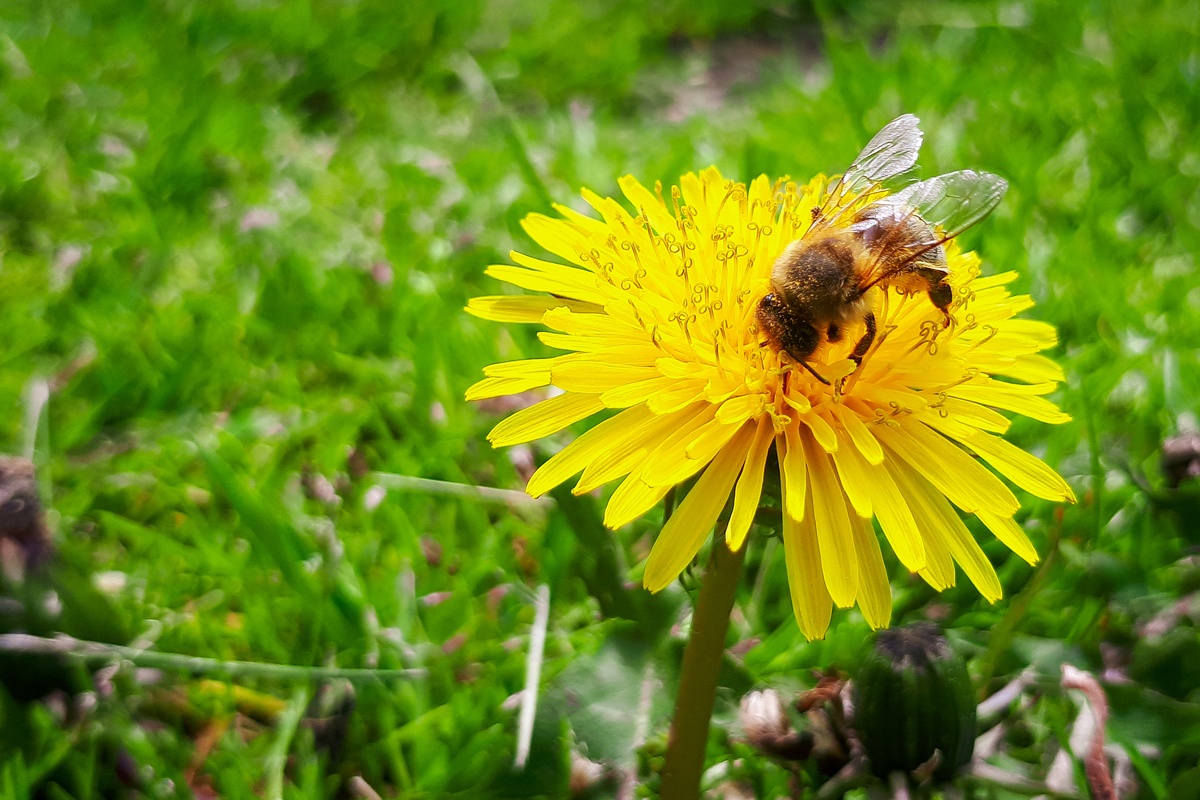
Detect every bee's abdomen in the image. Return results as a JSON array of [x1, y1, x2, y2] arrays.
[[854, 208, 948, 277]]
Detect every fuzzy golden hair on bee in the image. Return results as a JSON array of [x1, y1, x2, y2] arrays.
[[756, 114, 1008, 386]]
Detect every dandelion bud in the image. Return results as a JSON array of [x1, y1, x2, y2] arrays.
[[852, 622, 976, 780]]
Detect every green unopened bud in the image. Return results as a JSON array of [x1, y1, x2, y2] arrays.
[[852, 622, 976, 781]]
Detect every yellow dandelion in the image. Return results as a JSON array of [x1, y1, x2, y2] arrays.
[[467, 118, 1074, 640]]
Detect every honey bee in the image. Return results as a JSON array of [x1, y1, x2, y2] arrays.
[[756, 114, 1008, 384]]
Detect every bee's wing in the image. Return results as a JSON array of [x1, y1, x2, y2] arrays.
[[876, 170, 1008, 239], [857, 170, 1009, 289], [807, 114, 924, 235]]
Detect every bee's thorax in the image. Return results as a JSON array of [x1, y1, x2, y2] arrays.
[[769, 235, 862, 324]]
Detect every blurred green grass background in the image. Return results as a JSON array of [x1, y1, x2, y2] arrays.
[[1, 0, 1199, 796]]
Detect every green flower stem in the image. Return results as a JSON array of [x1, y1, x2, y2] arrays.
[[660, 530, 746, 800]]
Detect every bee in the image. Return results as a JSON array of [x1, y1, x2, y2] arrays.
[[756, 114, 1008, 385]]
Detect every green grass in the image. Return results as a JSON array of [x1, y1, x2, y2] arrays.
[[1, 0, 1199, 796]]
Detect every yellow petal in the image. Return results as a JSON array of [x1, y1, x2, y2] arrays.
[[542, 307, 637, 338], [912, 479, 1003, 602], [483, 357, 559, 381], [679, 172, 710, 228], [780, 424, 808, 523], [914, 408, 983, 442], [647, 380, 709, 415], [851, 516, 892, 630], [526, 404, 654, 498], [897, 465, 998, 604], [575, 445, 649, 494], [960, 433, 1077, 503], [488, 392, 605, 447], [600, 376, 678, 409], [858, 459, 925, 573], [685, 418, 745, 461], [550, 202, 609, 236], [485, 263, 609, 306], [656, 357, 698, 379], [886, 460, 955, 590], [466, 295, 601, 323], [466, 374, 549, 402], [829, 428, 873, 518], [618, 175, 677, 236], [876, 423, 1020, 516], [782, 479, 832, 641], [940, 397, 1011, 434], [831, 403, 883, 464], [726, 415, 774, 551], [1003, 353, 1066, 383], [578, 190, 635, 230], [643, 427, 753, 592], [648, 418, 747, 488], [800, 409, 839, 452], [537, 332, 661, 359], [716, 393, 765, 424], [799, 427, 858, 608], [634, 404, 720, 488], [950, 380, 1071, 425], [551, 360, 661, 393], [917, 552, 955, 590], [971, 270, 1019, 289], [520, 214, 593, 268], [747, 174, 773, 208], [574, 404, 700, 493], [1000, 318, 1059, 348], [604, 477, 673, 529], [783, 393, 812, 414], [976, 510, 1039, 566]]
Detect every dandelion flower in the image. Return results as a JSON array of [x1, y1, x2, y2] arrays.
[[467, 165, 1073, 640]]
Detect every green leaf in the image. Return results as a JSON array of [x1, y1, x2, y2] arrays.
[[550, 633, 669, 767]]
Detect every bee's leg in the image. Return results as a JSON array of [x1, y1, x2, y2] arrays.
[[837, 311, 878, 396], [926, 277, 954, 326], [850, 311, 877, 368], [780, 325, 828, 385], [795, 358, 831, 385]]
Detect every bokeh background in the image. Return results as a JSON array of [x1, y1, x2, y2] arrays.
[[1, 0, 1199, 796]]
